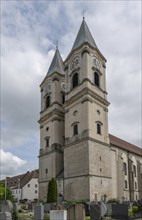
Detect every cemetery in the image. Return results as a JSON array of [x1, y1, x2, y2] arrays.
[[0, 198, 142, 220]]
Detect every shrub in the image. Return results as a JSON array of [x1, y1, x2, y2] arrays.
[[107, 198, 120, 204], [132, 206, 139, 213]]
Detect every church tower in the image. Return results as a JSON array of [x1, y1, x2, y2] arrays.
[[38, 48, 65, 200], [64, 18, 111, 201]]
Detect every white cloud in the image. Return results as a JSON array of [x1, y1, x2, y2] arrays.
[[0, 149, 27, 179]]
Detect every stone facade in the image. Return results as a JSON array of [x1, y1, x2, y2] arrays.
[[38, 19, 142, 202]]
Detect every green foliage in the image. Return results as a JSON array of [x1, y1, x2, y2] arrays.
[[107, 198, 120, 204], [132, 206, 139, 213], [47, 178, 57, 203], [0, 183, 14, 201], [44, 213, 50, 220], [12, 205, 18, 220]]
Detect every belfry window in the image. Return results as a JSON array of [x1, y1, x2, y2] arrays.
[[46, 96, 50, 109], [97, 123, 101, 134], [94, 72, 100, 87], [73, 124, 78, 136], [72, 73, 78, 88]]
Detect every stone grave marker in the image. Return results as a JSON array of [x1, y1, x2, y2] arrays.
[[111, 204, 128, 219], [34, 204, 44, 220], [0, 212, 12, 220], [67, 204, 85, 220], [28, 203, 33, 211], [90, 204, 101, 220], [100, 202, 107, 217], [1, 200, 13, 213], [50, 210, 67, 220]]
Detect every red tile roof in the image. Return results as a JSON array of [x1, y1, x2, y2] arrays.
[[109, 134, 142, 156]]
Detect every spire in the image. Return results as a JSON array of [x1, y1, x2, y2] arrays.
[[47, 48, 64, 75], [71, 19, 98, 51]]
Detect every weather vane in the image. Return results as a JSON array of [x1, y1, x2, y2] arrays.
[[55, 40, 58, 49], [82, 9, 86, 20]]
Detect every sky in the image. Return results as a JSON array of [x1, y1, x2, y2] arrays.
[[1, 0, 141, 180]]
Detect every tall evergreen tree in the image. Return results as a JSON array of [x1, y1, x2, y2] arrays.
[[47, 178, 58, 203]]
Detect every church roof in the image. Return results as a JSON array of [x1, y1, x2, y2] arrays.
[[47, 48, 64, 76], [109, 134, 142, 156], [71, 18, 98, 51]]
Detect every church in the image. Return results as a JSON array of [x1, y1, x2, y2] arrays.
[[38, 18, 142, 202]]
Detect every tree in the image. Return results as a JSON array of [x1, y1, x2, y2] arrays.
[[0, 183, 14, 201], [47, 178, 58, 203]]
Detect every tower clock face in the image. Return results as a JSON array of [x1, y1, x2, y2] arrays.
[[70, 56, 80, 71], [92, 56, 101, 70]]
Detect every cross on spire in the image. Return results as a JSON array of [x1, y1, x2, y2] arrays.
[[55, 40, 58, 49], [82, 9, 86, 20]]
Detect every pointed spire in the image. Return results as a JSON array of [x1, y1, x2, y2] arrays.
[[47, 48, 64, 75], [71, 19, 98, 51]]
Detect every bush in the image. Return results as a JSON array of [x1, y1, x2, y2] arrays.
[[107, 198, 120, 204], [132, 206, 139, 213]]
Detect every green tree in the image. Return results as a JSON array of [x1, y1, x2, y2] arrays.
[[0, 183, 14, 201], [47, 178, 58, 203]]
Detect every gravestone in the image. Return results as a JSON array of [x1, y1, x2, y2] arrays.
[[50, 210, 67, 220], [0, 200, 13, 220], [28, 203, 33, 211], [100, 202, 107, 217], [90, 204, 101, 220], [0, 212, 12, 220], [44, 203, 51, 213], [1, 200, 13, 212], [34, 204, 44, 220], [111, 204, 128, 219], [67, 204, 85, 220]]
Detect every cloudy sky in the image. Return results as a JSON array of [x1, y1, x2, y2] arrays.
[[1, 0, 141, 179]]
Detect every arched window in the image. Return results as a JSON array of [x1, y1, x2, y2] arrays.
[[46, 96, 50, 109], [123, 162, 127, 175], [72, 73, 78, 88], [133, 165, 136, 177], [97, 123, 101, 134], [94, 72, 100, 87], [73, 124, 78, 136]]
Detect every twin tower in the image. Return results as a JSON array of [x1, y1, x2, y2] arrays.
[[38, 18, 112, 201]]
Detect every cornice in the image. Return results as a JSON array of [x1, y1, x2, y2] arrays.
[[64, 87, 110, 108]]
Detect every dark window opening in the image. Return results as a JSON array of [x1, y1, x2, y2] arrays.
[[123, 162, 127, 175], [125, 180, 127, 189], [73, 124, 78, 136], [94, 72, 100, 87], [46, 139, 49, 147], [72, 73, 78, 88], [45, 169, 48, 173], [62, 94, 65, 104], [46, 96, 50, 109], [133, 165, 136, 177], [97, 123, 101, 134]]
